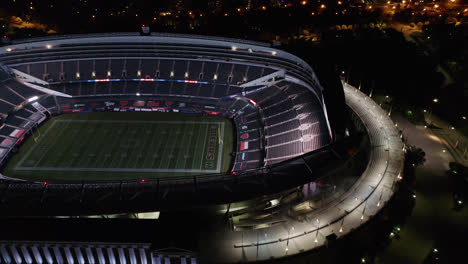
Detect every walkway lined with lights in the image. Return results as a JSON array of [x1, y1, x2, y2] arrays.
[[204, 82, 405, 262]]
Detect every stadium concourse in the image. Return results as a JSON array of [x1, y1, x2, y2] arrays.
[[199, 82, 404, 262]]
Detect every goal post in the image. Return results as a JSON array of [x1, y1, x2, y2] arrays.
[[31, 123, 41, 142]]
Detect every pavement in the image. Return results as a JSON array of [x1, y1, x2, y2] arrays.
[[375, 114, 468, 264]]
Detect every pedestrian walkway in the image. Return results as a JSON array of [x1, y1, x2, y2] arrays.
[[200, 82, 404, 262]]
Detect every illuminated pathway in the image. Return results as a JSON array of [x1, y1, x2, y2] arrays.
[[203, 82, 405, 262]]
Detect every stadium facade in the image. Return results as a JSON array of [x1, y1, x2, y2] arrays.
[[0, 33, 404, 263]]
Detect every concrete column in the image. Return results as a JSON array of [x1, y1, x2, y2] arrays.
[[20, 246, 33, 264], [9, 245, 23, 264], [128, 248, 137, 264], [96, 248, 106, 264], [106, 248, 116, 264], [85, 248, 95, 264], [139, 248, 147, 264], [52, 247, 64, 264], [74, 248, 85, 264], [31, 246, 43, 264], [117, 248, 126, 264], [41, 247, 53, 264], [64, 247, 74, 264], [0, 246, 12, 264]]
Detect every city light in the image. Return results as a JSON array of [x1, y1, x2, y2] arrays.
[[433, 98, 439, 103], [46, 44, 53, 49], [320, 4, 326, 9]]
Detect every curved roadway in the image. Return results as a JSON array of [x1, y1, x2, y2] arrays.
[[202, 82, 405, 262]]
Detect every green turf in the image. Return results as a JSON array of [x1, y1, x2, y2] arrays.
[[3, 112, 234, 182]]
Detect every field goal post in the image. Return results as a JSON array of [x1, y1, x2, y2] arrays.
[[31, 123, 41, 142]]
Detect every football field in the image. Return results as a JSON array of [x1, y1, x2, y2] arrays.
[[4, 112, 234, 181]]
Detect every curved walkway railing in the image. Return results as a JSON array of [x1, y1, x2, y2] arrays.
[[203, 81, 404, 262]]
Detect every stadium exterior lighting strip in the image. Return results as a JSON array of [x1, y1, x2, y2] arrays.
[[67, 78, 224, 86], [27, 96, 39, 102]]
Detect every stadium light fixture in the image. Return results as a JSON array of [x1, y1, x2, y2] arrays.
[[92, 71, 96, 78], [231, 46, 237, 51], [6, 48, 12, 52], [170, 71, 174, 77], [185, 72, 189, 78], [28, 96, 39, 102], [137, 70, 141, 77], [433, 98, 439, 103], [213, 74, 218, 80], [271, 51, 277, 56], [136, 93, 141, 96], [76, 72, 80, 78], [46, 44, 53, 49], [107, 71, 111, 77]]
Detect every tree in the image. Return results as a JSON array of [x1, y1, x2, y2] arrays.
[[405, 145, 426, 167]]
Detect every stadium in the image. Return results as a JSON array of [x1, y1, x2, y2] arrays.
[[0, 33, 404, 263]]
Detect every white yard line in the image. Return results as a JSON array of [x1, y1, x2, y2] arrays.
[[199, 124, 210, 170], [216, 122, 225, 172], [181, 123, 198, 170], [141, 123, 161, 168]]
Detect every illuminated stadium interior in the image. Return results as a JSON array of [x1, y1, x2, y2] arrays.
[[0, 33, 404, 263]]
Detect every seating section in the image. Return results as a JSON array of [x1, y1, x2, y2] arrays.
[[13, 59, 279, 98], [244, 81, 331, 165]]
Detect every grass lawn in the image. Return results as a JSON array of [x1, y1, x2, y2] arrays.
[[3, 112, 234, 182]]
